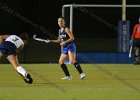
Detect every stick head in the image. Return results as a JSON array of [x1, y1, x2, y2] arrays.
[[33, 34, 36, 40]]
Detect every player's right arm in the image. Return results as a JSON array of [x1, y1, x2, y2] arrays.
[[49, 33, 61, 43], [50, 38, 60, 43]]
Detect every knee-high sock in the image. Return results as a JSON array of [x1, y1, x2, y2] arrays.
[[60, 64, 70, 76], [74, 62, 83, 74], [17, 66, 27, 77]]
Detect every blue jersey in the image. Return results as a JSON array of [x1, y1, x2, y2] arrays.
[[59, 27, 76, 54]]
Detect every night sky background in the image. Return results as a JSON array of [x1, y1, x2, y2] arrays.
[[0, 0, 140, 37], [0, 0, 140, 63]]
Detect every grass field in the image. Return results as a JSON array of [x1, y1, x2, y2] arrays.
[[0, 64, 140, 100]]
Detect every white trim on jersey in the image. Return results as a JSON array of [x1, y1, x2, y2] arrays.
[[5, 35, 24, 48]]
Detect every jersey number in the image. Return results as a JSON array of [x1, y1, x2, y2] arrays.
[[12, 38, 19, 42]]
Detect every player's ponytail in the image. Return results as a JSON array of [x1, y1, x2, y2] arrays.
[[20, 33, 29, 42]]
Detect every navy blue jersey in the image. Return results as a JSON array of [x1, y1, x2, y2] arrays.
[[59, 27, 69, 43], [59, 27, 76, 54], [0, 41, 17, 55], [0, 35, 24, 56]]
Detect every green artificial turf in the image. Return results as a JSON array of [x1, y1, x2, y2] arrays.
[[0, 64, 140, 100]]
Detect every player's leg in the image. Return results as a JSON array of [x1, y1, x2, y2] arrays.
[[7, 55, 26, 74], [59, 54, 72, 80], [7, 55, 33, 84], [133, 39, 140, 64], [68, 51, 86, 79], [68, 51, 83, 73], [133, 46, 140, 64]]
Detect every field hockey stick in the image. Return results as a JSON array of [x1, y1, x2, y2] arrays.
[[129, 45, 133, 58], [33, 34, 50, 43], [129, 39, 133, 58]]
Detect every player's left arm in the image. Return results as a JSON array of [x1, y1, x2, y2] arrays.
[[0, 35, 10, 43], [0, 35, 6, 43], [62, 27, 74, 45], [0, 35, 4, 43], [131, 25, 138, 39]]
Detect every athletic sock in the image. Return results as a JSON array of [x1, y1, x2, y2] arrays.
[[60, 63, 70, 76], [17, 66, 27, 77], [74, 62, 83, 74]]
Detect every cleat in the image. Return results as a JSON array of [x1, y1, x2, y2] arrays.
[[80, 73, 86, 80], [19, 73, 33, 84], [61, 76, 72, 80], [24, 74, 33, 84], [133, 61, 140, 65]]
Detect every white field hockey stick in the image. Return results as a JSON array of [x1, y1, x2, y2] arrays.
[[129, 45, 133, 58], [33, 35, 50, 43]]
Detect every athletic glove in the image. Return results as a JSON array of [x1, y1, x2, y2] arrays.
[[129, 39, 133, 46]]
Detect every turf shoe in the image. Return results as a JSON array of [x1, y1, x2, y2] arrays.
[[80, 73, 86, 80], [19, 73, 33, 84], [133, 61, 140, 65], [24, 73, 33, 84], [61, 76, 72, 80]]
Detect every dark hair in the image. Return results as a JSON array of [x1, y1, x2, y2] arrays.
[[20, 33, 29, 41], [58, 16, 69, 26], [59, 16, 66, 21]]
